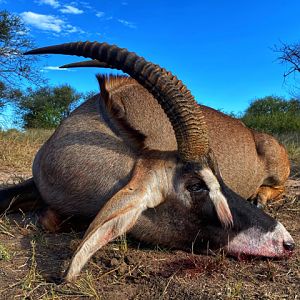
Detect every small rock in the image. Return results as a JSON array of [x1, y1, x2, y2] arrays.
[[110, 258, 119, 267], [118, 262, 128, 275], [125, 255, 135, 265]]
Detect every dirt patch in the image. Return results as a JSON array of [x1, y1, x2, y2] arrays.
[[0, 173, 299, 299], [286, 179, 300, 198]]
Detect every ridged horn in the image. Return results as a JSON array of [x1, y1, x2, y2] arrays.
[[25, 41, 209, 161], [60, 60, 192, 99], [60, 60, 112, 69]]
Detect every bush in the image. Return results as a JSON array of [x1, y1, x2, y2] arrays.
[[241, 96, 300, 134], [18, 85, 82, 129]]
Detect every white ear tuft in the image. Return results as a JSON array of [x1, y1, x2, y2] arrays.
[[209, 189, 233, 228], [200, 168, 233, 228]]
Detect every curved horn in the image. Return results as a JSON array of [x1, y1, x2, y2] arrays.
[[60, 60, 192, 100], [60, 60, 112, 69], [25, 41, 209, 161]]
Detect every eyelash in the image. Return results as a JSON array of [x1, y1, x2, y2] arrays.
[[186, 181, 208, 193]]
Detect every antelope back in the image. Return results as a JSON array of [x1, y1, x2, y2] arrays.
[[32, 95, 138, 218], [98, 75, 266, 199]]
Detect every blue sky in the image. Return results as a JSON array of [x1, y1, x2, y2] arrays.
[[1, 0, 300, 118]]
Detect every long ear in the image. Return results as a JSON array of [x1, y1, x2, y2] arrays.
[[97, 74, 146, 151], [65, 159, 165, 282]]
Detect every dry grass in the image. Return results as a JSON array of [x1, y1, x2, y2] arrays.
[[0, 129, 299, 299], [0, 129, 53, 173], [277, 133, 300, 177]]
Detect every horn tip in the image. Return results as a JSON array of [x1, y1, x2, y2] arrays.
[[59, 64, 69, 69], [23, 47, 49, 55], [23, 50, 35, 55]]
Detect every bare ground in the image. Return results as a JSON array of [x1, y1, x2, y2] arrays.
[[0, 170, 299, 300]]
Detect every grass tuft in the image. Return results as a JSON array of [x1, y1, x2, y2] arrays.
[[22, 240, 43, 290], [0, 243, 11, 261], [276, 133, 300, 177], [0, 129, 52, 173]]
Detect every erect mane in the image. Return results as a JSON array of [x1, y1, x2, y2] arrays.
[[97, 74, 146, 152], [97, 74, 137, 93]]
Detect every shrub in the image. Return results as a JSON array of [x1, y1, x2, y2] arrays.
[[241, 96, 300, 134]]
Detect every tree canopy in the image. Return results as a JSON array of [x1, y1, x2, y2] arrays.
[[18, 85, 82, 129], [0, 10, 41, 107], [242, 96, 300, 134], [245, 96, 300, 115]]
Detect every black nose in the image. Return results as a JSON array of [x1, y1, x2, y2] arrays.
[[283, 241, 295, 251]]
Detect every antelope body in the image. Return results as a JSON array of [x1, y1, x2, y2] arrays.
[[81, 75, 289, 203], [0, 41, 294, 282]]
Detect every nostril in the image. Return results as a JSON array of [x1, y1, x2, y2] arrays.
[[283, 241, 295, 251]]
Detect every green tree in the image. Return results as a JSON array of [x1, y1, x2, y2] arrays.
[[0, 10, 41, 107], [241, 96, 300, 134], [245, 96, 300, 115], [19, 85, 82, 129]]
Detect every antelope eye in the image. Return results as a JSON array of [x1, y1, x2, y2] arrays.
[[186, 181, 208, 193]]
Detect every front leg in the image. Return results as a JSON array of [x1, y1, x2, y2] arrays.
[[251, 185, 286, 208]]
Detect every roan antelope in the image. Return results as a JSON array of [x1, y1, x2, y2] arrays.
[[0, 41, 294, 282]]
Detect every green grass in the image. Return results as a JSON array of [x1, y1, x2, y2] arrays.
[[0, 243, 11, 261]]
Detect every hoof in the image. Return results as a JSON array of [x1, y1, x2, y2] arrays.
[[256, 202, 265, 209]]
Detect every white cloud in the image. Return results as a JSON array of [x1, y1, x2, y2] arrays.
[[117, 19, 136, 29], [78, 1, 92, 9], [21, 12, 64, 32], [60, 5, 83, 14], [20, 12, 84, 34], [36, 0, 60, 8], [16, 30, 29, 36], [65, 24, 85, 34], [43, 66, 74, 72], [96, 11, 104, 18]]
